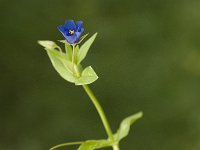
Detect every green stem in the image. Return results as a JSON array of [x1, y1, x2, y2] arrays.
[[113, 144, 120, 150], [72, 44, 76, 73], [82, 84, 113, 139], [72, 44, 75, 64], [71, 44, 120, 150], [82, 85, 121, 150]]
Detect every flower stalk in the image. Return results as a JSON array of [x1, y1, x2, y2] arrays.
[[72, 44, 75, 65]]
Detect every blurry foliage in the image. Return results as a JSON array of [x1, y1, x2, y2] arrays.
[[0, 0, 200, 150]]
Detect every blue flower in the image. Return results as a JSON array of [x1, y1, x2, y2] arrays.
[[57, 20, 84, 44]]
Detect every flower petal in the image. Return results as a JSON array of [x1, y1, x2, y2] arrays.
[[57, 25, 67, 33], [76, 21, 83, 32], [57, 19, 84, 44], [75, 28, 84, 40], [65, 20, 76, 30], [65, 34, 78, 44]]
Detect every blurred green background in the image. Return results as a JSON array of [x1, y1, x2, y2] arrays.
[[1, 0, 200, 150]]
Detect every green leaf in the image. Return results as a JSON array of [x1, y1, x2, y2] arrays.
[[46, 49, 75, 83], [57, 40, 66, 44], [114, 112, 143, 142], [78, 139, 112, 150], [38, 40, 58, 49], [75, 66, 98, 85], [77, 33, 89, 44], [49, 139, 113, 150], [50, 141, 83, 150], [58, 40, 73, 61], [77, 33, 97, 64]]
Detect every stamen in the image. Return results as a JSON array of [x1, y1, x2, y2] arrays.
[[69, 30, 74, 35]]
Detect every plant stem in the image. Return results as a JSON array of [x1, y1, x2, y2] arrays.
[[82, 85, 121, 150], [72, 44, 76, 74], [113, 144, 120, 150], [72, 45, 120, 150], [72, 44, 75, 65], [82, 84, 113, 139]]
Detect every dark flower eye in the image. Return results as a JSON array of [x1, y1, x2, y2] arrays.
[[57, 19, 84, 44]]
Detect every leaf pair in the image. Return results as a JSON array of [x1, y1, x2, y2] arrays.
[[78, 112, 143, 150], [38, 33, 98, 85], [50, 112, 143, 150]]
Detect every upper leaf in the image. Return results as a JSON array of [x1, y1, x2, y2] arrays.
[[77, 33, 89, 44], [39, 38, 99, 85], [58, 40, 73, 61], [75, 66, 98, 85], [38, 40, 76, 83], [38, 40, 57, 49], [46, 48, 75, 83], [114, 112, 143, 142], [77, 33, 97, 64]]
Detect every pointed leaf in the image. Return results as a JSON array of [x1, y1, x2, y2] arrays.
[[58, 40, 73, 61], [46, 49, 76, 83], [114, 112, 143, 142], [38, 40, 57, 49], [75, 66, 98, 85], [50, 141, 83, 150], [77, 33, 89, 44], [77, 33, 97, 64]]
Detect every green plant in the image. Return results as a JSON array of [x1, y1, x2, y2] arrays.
[[38, 19, 142, 150]]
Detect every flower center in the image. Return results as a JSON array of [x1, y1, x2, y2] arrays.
[[69, 30, 75, 35]]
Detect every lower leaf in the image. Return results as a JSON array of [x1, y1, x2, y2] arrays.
[[47, 49, 76, 83], [50, 141, 83, 150], [78, 139, 113, 150], [114, 112, 143, 142]]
